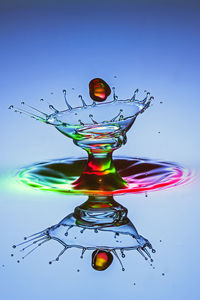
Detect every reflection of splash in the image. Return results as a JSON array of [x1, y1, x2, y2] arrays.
[[17, 157, 191, 195], [12, 196, 155, 271]]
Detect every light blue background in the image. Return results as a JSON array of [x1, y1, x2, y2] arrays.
[[0, 1, 200, 299]]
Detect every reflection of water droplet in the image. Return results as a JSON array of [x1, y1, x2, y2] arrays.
[[92, 250, 113, 271]]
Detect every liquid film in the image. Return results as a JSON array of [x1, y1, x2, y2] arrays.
[[17, 157, 190, 195]]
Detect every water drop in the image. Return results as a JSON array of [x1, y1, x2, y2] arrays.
[[89, 78, 111, 102], [162, 273, 165, 276], [8, 105, 14, 109], [63, 89, 73, 110], [92, 250, 113, 271], [79, 95, 87, 108]]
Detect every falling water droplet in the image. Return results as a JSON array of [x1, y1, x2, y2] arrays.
[[89, 78, 111, 102], [8, 105, 14, 109]]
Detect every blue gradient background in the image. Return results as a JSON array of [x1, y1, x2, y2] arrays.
[[0, 1, 200, 299]]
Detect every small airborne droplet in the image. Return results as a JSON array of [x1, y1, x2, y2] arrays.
[[17, 260, 20, 263], [162, 273, 165, 276], [92, 250, 113, 271], [77, 269, 80, 272], [8, 105, 14, 109], [89, 78, 111, 102]]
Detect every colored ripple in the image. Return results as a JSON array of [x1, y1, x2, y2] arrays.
[[17, 157, 191, 196]]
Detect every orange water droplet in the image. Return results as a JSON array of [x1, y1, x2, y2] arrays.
[[89, 78, 111, 102], [92, 250, 113, 271]]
